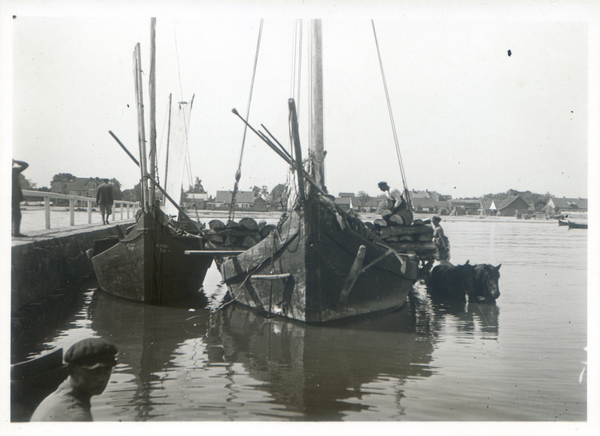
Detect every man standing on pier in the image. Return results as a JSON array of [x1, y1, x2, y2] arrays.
[[96, 179, 114, 225], [30, 338, 118, 421], [12, 159, 29, 237]]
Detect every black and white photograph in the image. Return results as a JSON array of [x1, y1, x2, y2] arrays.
[[2, 1, 597, 435]]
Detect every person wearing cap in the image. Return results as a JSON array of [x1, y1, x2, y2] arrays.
[[30, 338, 118, 421], [432, 215, 451, 265], [96, 179, 114, 225], [378, 181, 413, 225]]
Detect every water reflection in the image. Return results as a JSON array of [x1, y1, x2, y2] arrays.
[[204, 290, 439, 420], [89, 290, 208, 421]]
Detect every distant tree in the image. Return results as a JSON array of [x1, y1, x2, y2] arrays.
[[121, 181, 141, 202], [110, 178, 123, 200], [18, 174, 35, 190], [260, 185, 270, 199], [52, 173, 76, 183], [252, 185, 261, 198], [186, 177, 206, 194], [354, 191, 370, 209], [270, 183, 287, 208]]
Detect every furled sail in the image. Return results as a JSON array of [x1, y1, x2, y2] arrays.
[[162, 97, 193, 217]]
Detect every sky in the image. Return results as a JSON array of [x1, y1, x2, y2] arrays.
[[1, 1, 595, 201]]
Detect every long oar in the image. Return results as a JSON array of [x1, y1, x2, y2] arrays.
[[108, 130, 202, 233]]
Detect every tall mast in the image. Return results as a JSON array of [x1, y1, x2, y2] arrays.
[[134, 43, 149, 211], [310, 19, 325, 190], [149, 17, 157, 207], [163, 93, 172, 204]]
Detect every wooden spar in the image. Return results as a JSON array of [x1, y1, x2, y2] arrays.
[[134, 43, 149, 212], [149, 17, 157, 207], [310, 19, 325, 190], [164, 93, 172, 204], [108, 131, 200, 232], [289, 99, 305, 202]]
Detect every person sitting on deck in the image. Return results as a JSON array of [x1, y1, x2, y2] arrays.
[[30, 338, 118, 422], [378, 181, 413, 225]]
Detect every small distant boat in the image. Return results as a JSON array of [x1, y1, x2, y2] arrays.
[[567, 221, 587, 229]]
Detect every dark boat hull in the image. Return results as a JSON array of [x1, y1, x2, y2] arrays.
[[568, 221, 587, 229], [91, 211, 212, 305], [218, 193, 419, 323]]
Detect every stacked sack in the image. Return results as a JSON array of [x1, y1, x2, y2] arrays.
[[204, 217, 275, 250]]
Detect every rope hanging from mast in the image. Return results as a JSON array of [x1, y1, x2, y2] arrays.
[[229, 19, 264, 221], [371, 20, 412, 211]]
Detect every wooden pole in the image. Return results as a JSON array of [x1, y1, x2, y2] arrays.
[[134, 43, 149, 212], [310, 19, 325, 190], [149, 17, 157, 208], [163, 93, 172, 205]]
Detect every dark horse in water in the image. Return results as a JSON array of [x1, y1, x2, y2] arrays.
[[428, 261, 501, 303]]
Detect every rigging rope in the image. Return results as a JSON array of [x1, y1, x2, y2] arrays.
[[371, 20, 413, 211], [229, 19, 264, 221]]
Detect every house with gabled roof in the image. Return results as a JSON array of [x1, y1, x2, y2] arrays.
[[50, 177, 103, 198], [496, 196, 532, 217], [543, 197, 588, 215], [448, 199, 481, 216], [334, 196, 353, 211], [212, 190, 254, 210]]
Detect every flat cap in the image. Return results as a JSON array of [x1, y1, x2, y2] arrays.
[[432, 215, 442, 222], [64, 338, 117, 367]]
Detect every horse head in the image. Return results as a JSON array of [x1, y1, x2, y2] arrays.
[[471, 264, 501, 302]]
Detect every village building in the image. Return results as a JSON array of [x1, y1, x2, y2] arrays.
[[448, 199, 481, 216], [209, 190, 254, 210], [183, 193, 209, 210], [334, 196, 353, 211], [50, 177, 103, 198], [494, 196, 533, 217], [542, 197, 588, 216], [253, 197, 269, 212]]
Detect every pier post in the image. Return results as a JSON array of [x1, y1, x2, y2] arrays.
[[88, 200, 92, 224], [69, 199, 74, 226], [45, 196, 51, 229], [121, 203, 124, 220]]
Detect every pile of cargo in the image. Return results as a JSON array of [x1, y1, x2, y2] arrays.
[[368, 208, 436, 258], [204, 217, 275, 250]]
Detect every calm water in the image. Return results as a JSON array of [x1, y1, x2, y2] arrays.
[[12, 218, 587, 421]]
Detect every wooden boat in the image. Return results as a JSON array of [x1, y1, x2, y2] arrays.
[[558, 219, 569, 226], [11, 347, 68, 421], [90, 19, 212, 305], [213, 21, 420, 323], [568, 220, 587, 229]]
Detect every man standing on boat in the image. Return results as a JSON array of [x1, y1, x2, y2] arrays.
[[96, 179, 114, 225], [12, 159, 29, 237], [30, 338, 118, 421]]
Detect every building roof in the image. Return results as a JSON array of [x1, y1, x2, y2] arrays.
[[497, 196, 531, 210], [550, 197, 588, 210], [334, 197, 353, 206], [215, 190, 254, 203], [338, 192, 355, 198]]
